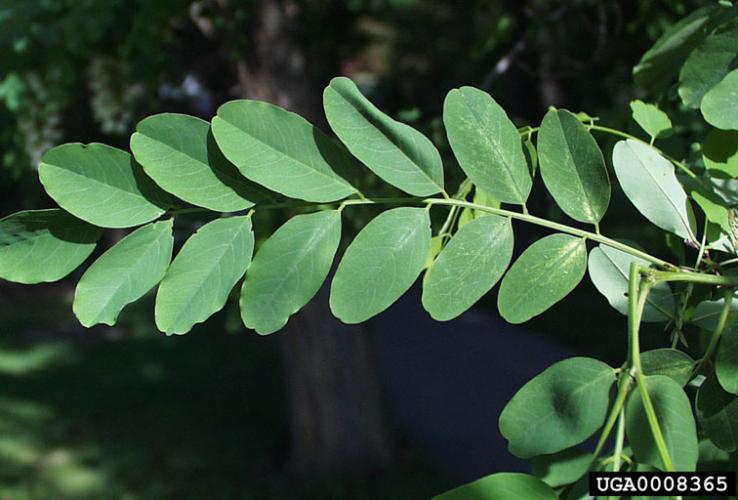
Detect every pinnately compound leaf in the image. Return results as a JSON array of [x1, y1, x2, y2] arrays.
[[587, 244, 675, 322], [39, 143, 169, 228], [330, 207, 431, 323], [212, 100, 357, 202], [625, 375, 699, 471], [696, 375, 738, 452], [324, 77, 444, 196], [629, 100, 673, 140], [612, 139, 696, 241], [443, 87, 531, 204], [701, 68, 738, 131], [497, 233, 587, 324], [131, 113, 261, 212], [717, 320, 738, 395], [0, 209, 101, 284], [433, 473, 557, 500], [155, 216, 254, 335], [499, 357, 616, 458], [240, 211, 341, 335], [73, 220, 174, 327], [640, 349, 695, 386], [538, 108, 610, 223], [422, 215, 513, 321]]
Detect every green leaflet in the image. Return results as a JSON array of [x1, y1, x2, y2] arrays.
[[499, 357, 615, 458], [330, 207, 430, 324], [717, 320, 738, 395], [701, 68, 738, 131], [530, 447, 592, 488], [703, 129, 738, 177], [697, 375, 738, 452], [691, 184, 732, 234], [587, 244, 675, 322], [625, 375, 699, 471], [73, 220, 173, 327], [240, 211, 341, 335], [698, 437, 738, 471], [39, 143, 169, 228], [629, 100, 673, 140], [433, 473, 556, 500], [443, 87, 531, 204], [692, 296, 738, 331], [155, 216, 254, 335], [679, 19, 738, 108], [497, 233, 587, 324], [0, 209, 101, 284], [640, 349, 695, 386], [131, 113, 261, 212], [211, 100, 357, 202], [633, 5, 723, 90], [422, 215, 513, 321], [612, 139, 696, 241], [324, 77, 444, 196], [538, 108, 610, 223]]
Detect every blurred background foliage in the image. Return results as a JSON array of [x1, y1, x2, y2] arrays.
[[0, 0, 721, 498]]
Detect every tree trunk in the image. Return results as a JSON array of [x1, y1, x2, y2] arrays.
[[236, 0, 393, 477]]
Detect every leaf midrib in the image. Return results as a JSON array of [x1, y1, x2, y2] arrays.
[[217, 113, 356, 193], [506, 238, 583, 318], [457, 92, 527, 203], [164, 222, 249, 330], [629, 141, 693, 239], [329, 84, 442, 190]]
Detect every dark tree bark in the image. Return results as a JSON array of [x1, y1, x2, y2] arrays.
[[234, 0, 393, 477]]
